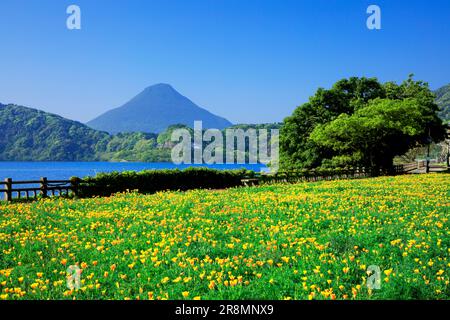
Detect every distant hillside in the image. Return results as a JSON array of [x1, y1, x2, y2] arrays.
[[435, 84, 450, 122], [87, 84, 233, 134], [0, 103, 171, 161], [0, 102, 278, 162], [0, 103, 109, 161]]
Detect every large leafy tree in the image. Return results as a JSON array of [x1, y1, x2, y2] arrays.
[[280, 76, 446, 173]]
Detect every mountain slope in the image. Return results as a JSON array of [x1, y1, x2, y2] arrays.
[[435, 84, 450, 122], [87, 84, 232, 134], [0, 104, 171, 161], [0, 103, 109, 161]]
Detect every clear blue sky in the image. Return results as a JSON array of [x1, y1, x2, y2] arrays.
[[0, 0, 449, 124]]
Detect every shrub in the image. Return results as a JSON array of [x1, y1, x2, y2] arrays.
[[76, 168, 255, 198]]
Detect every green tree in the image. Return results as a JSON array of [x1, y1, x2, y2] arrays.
[[280, 76, 446, 174], [310, 98, 443, 174], [280, 77, 385, 169]]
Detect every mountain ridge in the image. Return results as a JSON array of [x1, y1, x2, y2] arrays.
[[87, 84, 232, 134]]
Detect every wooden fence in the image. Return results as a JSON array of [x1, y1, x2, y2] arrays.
[[394, 160, 427, 173], [0, 178, 79, 202], [242, 162, 427, 186], [0, 162, 429, 202], [242, 168, 370, 186]]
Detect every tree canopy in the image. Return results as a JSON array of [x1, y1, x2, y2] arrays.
[[280, 76, 446, 174]]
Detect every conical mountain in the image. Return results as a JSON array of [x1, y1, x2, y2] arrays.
[[87, 84, 232, 133]]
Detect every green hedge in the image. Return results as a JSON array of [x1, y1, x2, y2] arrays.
[[76, 168, 255, 198]]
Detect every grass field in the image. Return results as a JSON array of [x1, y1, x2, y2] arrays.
[[0, 174, 449, 300]]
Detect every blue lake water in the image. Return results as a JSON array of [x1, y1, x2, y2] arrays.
[[0, 162, 266, 181]]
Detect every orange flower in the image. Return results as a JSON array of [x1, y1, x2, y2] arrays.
[[110, 264, 117, 271]]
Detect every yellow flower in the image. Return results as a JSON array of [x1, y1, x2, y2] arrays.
[[183, 277, 192, 283], [182, 291, 189, 298], [172, 277, 182, 283], [384, 269, 393, 276], [161, 277, 170, 284], [281, 256, 290, 263]]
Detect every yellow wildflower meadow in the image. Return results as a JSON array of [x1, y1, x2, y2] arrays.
[[0, 174, 448, 300]]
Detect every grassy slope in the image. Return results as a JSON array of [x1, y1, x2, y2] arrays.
[[0, 174, 449, 300]]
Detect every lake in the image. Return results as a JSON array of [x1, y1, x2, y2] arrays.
[[0, 162, 267, 181]]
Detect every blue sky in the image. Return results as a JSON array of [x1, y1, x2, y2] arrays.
[[0, 0, 449, 124]]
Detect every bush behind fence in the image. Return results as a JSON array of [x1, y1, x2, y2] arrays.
[[76, 167, 256, 198]]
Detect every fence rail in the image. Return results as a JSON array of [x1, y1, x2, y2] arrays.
[[246, 168, 370, 185], [243, 162, 427, 186], [0, 177, 79, 202], [394, 160, 426, 173], [1, 162, 429, 202]]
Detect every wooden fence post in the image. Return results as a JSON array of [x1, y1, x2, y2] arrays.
[[40, 177, 48, 198], [70, 178, 79, 198], [4, 178, 12, 202]]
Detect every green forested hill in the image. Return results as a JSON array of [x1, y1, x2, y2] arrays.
[[0, 103, 171, 161], [0, 102, 282, 162], [0, 103, 109, 161], [435, 84, 450, 122], [1, 103, 280, 162], [98, 132, 171, 162]]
